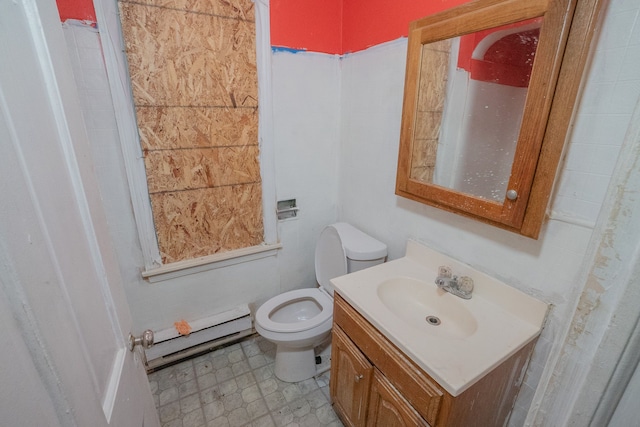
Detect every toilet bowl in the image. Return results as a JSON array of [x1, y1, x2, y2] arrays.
[[255, 222, 387, 382]]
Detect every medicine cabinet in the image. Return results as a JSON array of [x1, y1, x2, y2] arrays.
[[395, 0, 602, 238]]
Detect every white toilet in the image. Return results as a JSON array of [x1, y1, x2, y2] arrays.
[[255, 222, 387, 382]]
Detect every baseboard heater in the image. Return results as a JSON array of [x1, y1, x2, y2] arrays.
[[144, 305, 253, 371]]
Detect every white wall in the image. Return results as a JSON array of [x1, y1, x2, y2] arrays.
[[62, 23, 341, 333], [271, 50, 342, 293], [338, 0, 640, 424]]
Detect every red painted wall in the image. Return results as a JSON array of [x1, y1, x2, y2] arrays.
[[56, 0, 96, 22], [57, 0, 474, 54], [270, 0, 342, 54], [270, 0, 474, 54], [342, 0, 471, 53]]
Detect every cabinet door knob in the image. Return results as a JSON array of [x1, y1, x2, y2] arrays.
[[355, 374, 364, 382]]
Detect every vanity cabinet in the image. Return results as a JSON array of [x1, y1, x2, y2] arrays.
[[332, 327, 428, 427], [368, 370, 429, 427], [330, 294, 537, 426], [331, 326, 373, 427]]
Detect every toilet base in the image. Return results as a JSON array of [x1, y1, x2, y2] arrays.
[[274, 345, 316, 382]]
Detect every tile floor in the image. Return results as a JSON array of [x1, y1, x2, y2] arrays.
[[147, 334, 344, 427]]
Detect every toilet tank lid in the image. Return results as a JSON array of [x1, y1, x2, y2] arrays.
[[332, 223, 387, 261]]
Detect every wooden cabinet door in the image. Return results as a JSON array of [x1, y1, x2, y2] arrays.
[[331, 327, 374, 427], [367, 370, 429, 427]]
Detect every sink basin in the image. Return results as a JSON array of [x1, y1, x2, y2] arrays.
[[377, 277, 477, 339], [330, 240, 548, 396]]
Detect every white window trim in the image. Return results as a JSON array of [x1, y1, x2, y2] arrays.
[[93, 0, 278, 276], [141, 243, 281, 283]]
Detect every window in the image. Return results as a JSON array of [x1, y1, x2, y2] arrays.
[[95, 0, 277, 275]]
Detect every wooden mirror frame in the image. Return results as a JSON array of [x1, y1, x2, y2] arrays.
[[396, 0, 603, 239]]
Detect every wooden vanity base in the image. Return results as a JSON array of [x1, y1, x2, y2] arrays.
[[330, 294, 537, 427]]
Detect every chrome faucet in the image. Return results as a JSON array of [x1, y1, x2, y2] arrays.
[[435, 266, 474, 299]]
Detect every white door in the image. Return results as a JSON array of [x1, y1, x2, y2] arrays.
[[0, 0, 159, 426]]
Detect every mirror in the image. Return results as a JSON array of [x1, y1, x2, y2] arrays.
[[396, 0, 602, 238], [412, 19, 541, 202]]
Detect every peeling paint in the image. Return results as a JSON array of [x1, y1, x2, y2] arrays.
[[562, 130, 640, 350], [592, 252, 611, 270], [566, 283, 601, 348]]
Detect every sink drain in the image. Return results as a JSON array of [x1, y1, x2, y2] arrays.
[[425, 315, 441, 326]]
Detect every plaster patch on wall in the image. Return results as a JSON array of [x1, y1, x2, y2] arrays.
[[564, 146, 639, 349], [567, 280, 602, 348]]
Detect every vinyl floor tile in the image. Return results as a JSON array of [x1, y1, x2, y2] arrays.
[[148, 335, 343, 427]]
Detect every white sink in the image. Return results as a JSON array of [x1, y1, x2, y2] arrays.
[[331, 240, 548, 396], [377, 277, 478, 339]]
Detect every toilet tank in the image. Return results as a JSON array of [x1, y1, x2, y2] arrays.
[[315, 222, 387, 296], [330, 223, 387, 273], [347, 258, 385, 274]]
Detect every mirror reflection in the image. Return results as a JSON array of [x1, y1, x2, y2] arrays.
[[410, 18, 542, 201]]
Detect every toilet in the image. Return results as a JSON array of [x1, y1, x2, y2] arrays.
[[254, 222, 387, 382]]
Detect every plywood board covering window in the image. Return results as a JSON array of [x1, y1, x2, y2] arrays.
[[118, 0, 263, 263]]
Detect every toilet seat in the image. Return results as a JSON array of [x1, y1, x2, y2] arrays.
[[255, 288, 332, 334], [253, 222, 387, 382], [315, 225, 347, 296]]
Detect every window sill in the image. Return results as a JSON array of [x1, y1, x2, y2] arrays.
[[142, 243, 282, 283]]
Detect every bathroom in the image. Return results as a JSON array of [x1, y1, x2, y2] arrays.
[[4, 0, 640, 425]]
